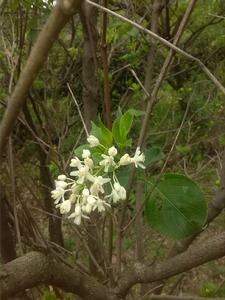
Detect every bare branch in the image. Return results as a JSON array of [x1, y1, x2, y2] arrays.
[[0, 0, 82, 159], [86, 0, 225, 97], [118, 231, 225, 297], [0, 251, 110, 300], [148, 296, 225, 300]]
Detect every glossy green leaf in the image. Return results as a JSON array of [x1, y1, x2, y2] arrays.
[[145, 174, 207, 240]]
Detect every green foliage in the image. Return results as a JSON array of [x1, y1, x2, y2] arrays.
[[48, 162, 59, 177], [112, 109, 143, 148], [176, 144, 191, 156], [64, 239, 76, 252], [145, 174, 207, 240], [1, 0, 225, 295], [74, 144, 90, 158], [116, 166, 131, 189], [144, 146, 165, 167], [123, 238, 133, 250], [91, 121, 113, 148], [200, 281, 220, 297], [42, 290, 58, 300], [68, 47, 79, 58]]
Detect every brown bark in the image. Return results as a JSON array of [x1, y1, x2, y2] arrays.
[[0, 186, 16, 263], [80, 1, 99, 132], [118, 231, 225, 297], [80, 2, 106, 279], [144, 0, 165, 93], [1, 231, 225, 300], [38, 148, 64, 246], [148, 296, 225, 300], [22, 103, 64, 246], [0, 0, 82, 160], [0, 251, 109, 300]]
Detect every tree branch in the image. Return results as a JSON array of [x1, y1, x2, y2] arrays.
[[0, 251, 110, 300], [1, 232, 225, 299], [148, 296, 225, 300], [0, 0, 82, 159], [86, 0, 225, 98], [118, 231, 225, 297]]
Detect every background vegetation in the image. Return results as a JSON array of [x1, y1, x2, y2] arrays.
[[0, 0, 225, 299]]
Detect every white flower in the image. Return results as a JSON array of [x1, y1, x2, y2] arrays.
[[51, 180, 68, 204], [131, 147, 145, 169], [99, 154, 116, 172], [82, 188, 90, 204], [51, 187, 65, 204], [119, 153, 132, 166], [71, 182, 81, 194], [57, 174, 66, 181], [82, 188, 90, 198], [70, 157, 82, 169], [58, 200, 71, 214], [111, 189, 120, 203], [68, 193, 78, 204], [108, 146, 118, 157], [111, 182, 126, 203], [85, 195, 97, 213], [84, 157, 94, 168], [55, 180, 67, 189], [114, 182, 126, 199], [96, 199, 110, 212], [69, 204, 83, 225], [90, 176, 110, 195], [82, 149, 91, 159], [70, 166, 93, 184], [87, 135, 100, 147]]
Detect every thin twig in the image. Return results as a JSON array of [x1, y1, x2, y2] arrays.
[[130, 69, 150, 97], [8, 137, 23, 255], [67, 83, 89, 137], [86, 0, 225, 96]]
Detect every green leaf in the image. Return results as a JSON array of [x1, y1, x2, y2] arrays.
[[90, 121, 112, 148], [126, 108, 144, 117], [145, 146, 165, 167], [74, 144, 90, 158], [116, 166, 131, 189], [48, 162, 59, 177], [90, 122, 101, 139], [119, 110, 134, 140], [112, 109, 143, 148], [145, 174, 207, 240], [98, 120, 113, 147], [112, 118, 123, 145], [68, 47, 79, 58]]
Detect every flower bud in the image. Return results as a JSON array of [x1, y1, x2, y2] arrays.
[[87, 135, 100, 147], [108, 146, 118, 157], [57, 174, 66, 181], [119, 153, 132, 166], [82, 149, 91, 159]]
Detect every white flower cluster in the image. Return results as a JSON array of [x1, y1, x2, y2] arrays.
[[51, 135, 145, 225]]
